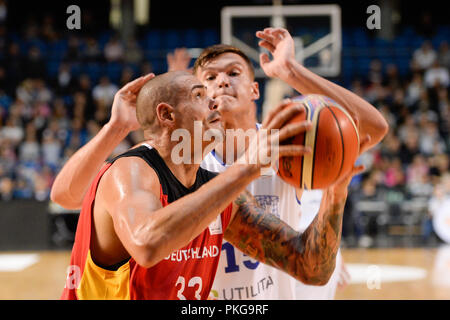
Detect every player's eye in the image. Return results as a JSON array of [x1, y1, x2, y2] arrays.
[[206, 74, 216, 81], [194, 90, 203, 99], [229, 70, 240, 77]]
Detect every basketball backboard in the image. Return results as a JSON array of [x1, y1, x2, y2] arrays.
[[221, 4, 342, 78]]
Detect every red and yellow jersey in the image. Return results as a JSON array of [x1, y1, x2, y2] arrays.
[[61, 145, 232, 300]]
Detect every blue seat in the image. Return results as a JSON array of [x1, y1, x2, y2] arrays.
[[146, 30, 162, 50], [184, 29, 202, 48], [202, 29, 219, 47], [83, 63, 102, 83], [98, 31, 112, 51], [163, 30, 183, 49], [356, 58, 371, 76], [48, 40, 68, 60], [70, 63, 82, 77], [150, 58, 167, 74], [106, 62, 123, 83], [46, 60, 60, 77]]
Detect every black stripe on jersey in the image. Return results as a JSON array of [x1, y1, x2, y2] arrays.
[[109, 146, 218, 203]]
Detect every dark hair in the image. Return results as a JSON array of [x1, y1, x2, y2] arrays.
[[193, 44, 255, 79]]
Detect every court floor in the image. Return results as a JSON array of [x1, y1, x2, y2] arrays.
[[1, 247, 449, 300]]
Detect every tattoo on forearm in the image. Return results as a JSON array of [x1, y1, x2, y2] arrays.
[[225, 190, 347, 285]]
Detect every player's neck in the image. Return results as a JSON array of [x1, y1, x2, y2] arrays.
[[160, 147, 201, 189], [149, 137, 201, 189]]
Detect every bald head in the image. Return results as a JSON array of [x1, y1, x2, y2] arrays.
[[136, 71, 193, 131]]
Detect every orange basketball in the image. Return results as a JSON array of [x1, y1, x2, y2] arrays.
[[277, 94, 360, 190]]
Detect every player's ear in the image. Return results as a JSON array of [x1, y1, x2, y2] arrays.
[[251, 81, 260, 101], [156, 102, 175, 126]]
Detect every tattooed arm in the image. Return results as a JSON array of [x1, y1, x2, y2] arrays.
[[224, 166, 363, 286]]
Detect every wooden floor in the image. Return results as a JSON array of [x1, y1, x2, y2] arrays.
[[1, 247, 449, 300]]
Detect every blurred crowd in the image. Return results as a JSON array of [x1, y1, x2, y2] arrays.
[[0, 14, 449, 244], [343, 39, 450, 244]]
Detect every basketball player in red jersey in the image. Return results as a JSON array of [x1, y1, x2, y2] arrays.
[[60, 70, 363, 299]]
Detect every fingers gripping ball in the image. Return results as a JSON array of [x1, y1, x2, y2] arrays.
[[277, 94, 360, 189]]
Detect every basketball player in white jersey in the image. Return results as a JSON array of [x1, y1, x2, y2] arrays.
[[190, 28, 386, 300], [51, 27, 387, 299]]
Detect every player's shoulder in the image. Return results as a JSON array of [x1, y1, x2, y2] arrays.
[[104, 156, 159, 189]]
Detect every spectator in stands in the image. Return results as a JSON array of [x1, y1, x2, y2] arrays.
[[83, 37, 103, 63], [92, 76, 118, 109], [0, 115, 24, 146], [436, 87, 450, 141], [85, 119, 100, 141], [72, 92, 88, 121], [64, 36, 81, 64], [367, 59, 383, 85], [124, 38, 143, 65], [13, 177, 33, 199], [56, 63, 75, 95], [384, 157, 406, 188], [380, 132, 401, 161], [405, 72, 424, 109], [119, 67, 135, 88], [438, 41, 450, 70], [429, 154, 450, 183], [42, 130, 62, 170], [18, 123, 40, 164], [104, 35, 124, 63], [348, 173, 386, 247], [34, 79, 53, 104], [65, 118, 87, 150], [52, 98, 70, 133], [0, 89, 12, 120], [419, 120, 447, 156], [0, 139, 16, 174], [384, 63, 402, 90], [34, 170, 50, 201], [424, 60, 450, 88], [407, 154, 430, 185], [413, 40, 437, 72], [0, 176, 13, 201], [399, 130, 421, 166], [427, 173, 450, 242]]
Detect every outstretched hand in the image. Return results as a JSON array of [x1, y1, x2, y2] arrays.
[[256, 27, 296, 80], [167, 48, 192, 72], [109, 73, 155, 132]]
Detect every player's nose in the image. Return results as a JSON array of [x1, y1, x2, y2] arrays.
[[216, 73, 230, 88]]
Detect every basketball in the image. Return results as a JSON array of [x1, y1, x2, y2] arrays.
[[277, 94, 360, 190]]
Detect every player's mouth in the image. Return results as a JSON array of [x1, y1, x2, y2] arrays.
[[207, 111, 222, 124], [212, 90, 236, 99]]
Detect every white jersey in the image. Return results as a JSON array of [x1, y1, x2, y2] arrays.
[[201, 125, 341, 300], [202, 124, 342, 300]]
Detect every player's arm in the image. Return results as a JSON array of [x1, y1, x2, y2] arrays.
[[50, 74, 154, 210], [224, 165, 363, 286], [96, 156, 261, 268], [256, 27, 389, 154]]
